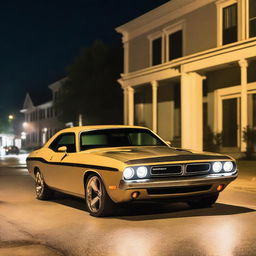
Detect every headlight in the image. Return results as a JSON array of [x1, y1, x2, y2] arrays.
[[223, 161, 233, 172], [212, 161, 222, 173], [136, 166, 148, 178], [123, 167, 135, 179]]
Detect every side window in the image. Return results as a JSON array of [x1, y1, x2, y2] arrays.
[[49, 133, 76, 153], [152, 37, 162, 66], [168, 30, 183, 61], [222, 3, 238, 45], [249, 0, 256, 38]]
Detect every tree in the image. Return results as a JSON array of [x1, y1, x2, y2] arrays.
[[57, 40, 123, 125], [0, 117, 10, 133]]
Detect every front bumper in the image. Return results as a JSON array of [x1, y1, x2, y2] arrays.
[[109, 172, 237, 203], [119, 172, 237, 190]]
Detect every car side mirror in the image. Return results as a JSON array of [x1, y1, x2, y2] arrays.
[[165, 141, 172, 147], [58, 146, 67, 153]]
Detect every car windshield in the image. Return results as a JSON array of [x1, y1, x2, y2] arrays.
[[80, 128, 166, 151]]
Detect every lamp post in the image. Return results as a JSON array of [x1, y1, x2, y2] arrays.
[[8, 114, 15, 146]]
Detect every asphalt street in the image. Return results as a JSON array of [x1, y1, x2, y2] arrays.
[[0, 154, 256, 256]]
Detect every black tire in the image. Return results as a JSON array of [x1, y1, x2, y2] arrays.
[[35, 170, 54, 200], [187, 193, 219, 209], [85, 174, 116, 217]]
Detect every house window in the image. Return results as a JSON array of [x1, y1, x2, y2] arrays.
[[168, 30, 183, 61], [223, 3, 238, 45], [152, 37, 162, 66], [249, 0, 256, 38]]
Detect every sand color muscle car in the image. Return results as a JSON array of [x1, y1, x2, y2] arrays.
[[27, 125, 237, 217]]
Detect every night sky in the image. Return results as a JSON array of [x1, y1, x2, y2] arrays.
[[0, 0, 169, 118]]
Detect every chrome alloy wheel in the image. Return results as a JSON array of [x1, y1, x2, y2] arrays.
[[86, 176, 103, 213], [35, 172, 44, 197]]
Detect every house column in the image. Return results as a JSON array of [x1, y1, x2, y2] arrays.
[[127, 86, 134, 126], [239, 59, 248, 152], [123, 87, 128, 125], [151, 80, 159, 133], [181, 72, 204, 151], [121, 34, 129, 74]]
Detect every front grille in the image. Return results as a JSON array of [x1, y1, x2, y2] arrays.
[[147, 185, 212, 195], [150, 165, 182, 176], [149, 162, 211, 178], [186, 163, 210, 174]]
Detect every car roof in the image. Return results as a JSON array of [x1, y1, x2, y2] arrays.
[[59, 125, 149, 133]]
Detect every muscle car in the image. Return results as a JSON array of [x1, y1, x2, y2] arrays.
[[27, 125, 237, 217]]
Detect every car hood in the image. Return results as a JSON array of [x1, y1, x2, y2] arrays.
[[86, 146, 231, 165]]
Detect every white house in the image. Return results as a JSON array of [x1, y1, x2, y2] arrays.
[[20, 78, 67, 148], [116, 0, 256, 152]]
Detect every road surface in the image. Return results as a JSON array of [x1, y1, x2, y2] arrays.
[[0, 154, 255, 256]]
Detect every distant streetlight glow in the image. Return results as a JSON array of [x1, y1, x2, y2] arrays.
[[8, 114, 14, 120], [22, 122, 28, 128]]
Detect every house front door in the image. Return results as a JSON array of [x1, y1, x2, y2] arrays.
[[222, 97, 240, 149]]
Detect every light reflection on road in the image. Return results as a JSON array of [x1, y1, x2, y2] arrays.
[[201, 220, 239, 256], [110, 228, 160, 256], [0, 153, 29, 166]]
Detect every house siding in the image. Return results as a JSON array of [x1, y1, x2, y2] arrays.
[[128, 3, 217, 72]]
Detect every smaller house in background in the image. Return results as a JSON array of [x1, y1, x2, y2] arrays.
[[0, 133, 20, 149], [20, 78, 67, 149]]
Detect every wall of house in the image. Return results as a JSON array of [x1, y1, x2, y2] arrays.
[[157, 82, 181, 144], [134, 85, 152, 129], [24, 106, 65, 148], [128, 36, 150, 72], [157, 84, 174, 141], [128, 3, 217, 73], [184, 3, 217, 55], [205, 61, 256, 132]]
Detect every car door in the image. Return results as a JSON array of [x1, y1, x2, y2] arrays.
[[46, 132, 77, 191]]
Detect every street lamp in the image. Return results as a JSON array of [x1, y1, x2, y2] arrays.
[[8, 114, 14, 120]]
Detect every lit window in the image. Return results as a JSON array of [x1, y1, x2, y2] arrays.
[[223, 3, 238, 45], [249, 0, 256, 38]]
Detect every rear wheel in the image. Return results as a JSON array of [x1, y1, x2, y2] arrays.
[[187, 193, 219, 209], [35, 171, 54, 200], [85, 174, 115, 217]]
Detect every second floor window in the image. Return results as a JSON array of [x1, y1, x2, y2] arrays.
[[152, 37, 162, 66], [223, 3, 238, 45], [168, 30, 183, 61], [249, 0, 256, 38]]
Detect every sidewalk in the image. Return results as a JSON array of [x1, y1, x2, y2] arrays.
[[229, 160, 256, 193]]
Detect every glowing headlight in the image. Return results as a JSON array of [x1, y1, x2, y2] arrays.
[[223, 161, 233, 172], [212, 161, 222, 173], [123, 167, 135, 179], [136, 166, 148, 178]]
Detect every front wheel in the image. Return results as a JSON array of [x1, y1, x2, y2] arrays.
[[187, 193, 219, 209], [35, 171, 54, 200], [85, 175, 116, 217]]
